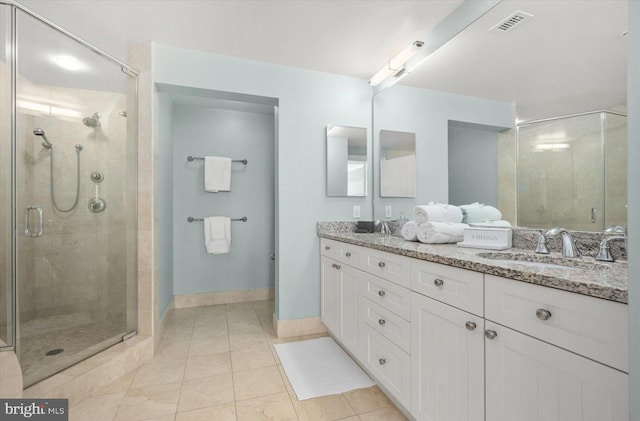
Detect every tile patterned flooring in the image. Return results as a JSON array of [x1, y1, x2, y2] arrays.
[[67, 300, 408, 421]]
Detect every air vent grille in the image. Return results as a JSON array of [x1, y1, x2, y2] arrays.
[[490, 11, 534, 33]]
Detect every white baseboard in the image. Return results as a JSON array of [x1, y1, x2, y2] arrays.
[[274, 315, 328, 338]]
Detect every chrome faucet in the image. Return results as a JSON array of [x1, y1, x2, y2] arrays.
[[527, 231, 549, 254], [595, 235, 626, 262], [545, 227, 580, 258]]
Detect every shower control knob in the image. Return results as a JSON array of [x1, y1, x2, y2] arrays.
[[90, 171, 104, 182], [88, 197, 107, 213]]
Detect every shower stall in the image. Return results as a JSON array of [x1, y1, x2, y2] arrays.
[[517, 110, 627, 231], [0, 3, 138, 387]]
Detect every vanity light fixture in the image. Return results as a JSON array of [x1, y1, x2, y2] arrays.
[[369, 41, 424, 87], [54, 55, 82, 71], [534, 143, 570, 151]]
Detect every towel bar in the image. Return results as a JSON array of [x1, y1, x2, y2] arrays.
[[187, 156, 248, 165], [187, 216, 247, 223]]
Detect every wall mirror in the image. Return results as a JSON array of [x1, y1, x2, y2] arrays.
[[371, 1, 627, 232], [380, 130, 416, 197], [326, 125, 368, 197]]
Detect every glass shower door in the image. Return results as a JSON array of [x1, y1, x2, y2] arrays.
[[15, 11, 137, 386]]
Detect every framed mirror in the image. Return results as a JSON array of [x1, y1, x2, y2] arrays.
[[326, 125, 368, 197], [380, 129, 416, 197]]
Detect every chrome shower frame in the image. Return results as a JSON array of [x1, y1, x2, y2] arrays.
[[0, 0, 140, 359]]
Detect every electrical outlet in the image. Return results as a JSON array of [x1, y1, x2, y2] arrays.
[[385, 206, 392, 218], [353, 205, 360, 218]]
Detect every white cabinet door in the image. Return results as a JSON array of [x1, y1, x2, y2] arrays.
[[320, 256, 340, 335], [340, 263, 360, 353], [411, 292, 485, 421], [485, 321, 629, 421]]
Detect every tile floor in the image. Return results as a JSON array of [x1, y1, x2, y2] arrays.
[[67, 300, 408, 421]]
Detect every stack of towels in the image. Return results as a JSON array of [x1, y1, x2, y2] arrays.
[[459, 202, 511, 227], [402, 203, 467, 244], [401, 202, 510, 244]]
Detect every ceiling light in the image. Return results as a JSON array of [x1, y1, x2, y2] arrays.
[[369, 41, 424, 87], [54, 55, 82, 71], [535, 143, 570, 151]]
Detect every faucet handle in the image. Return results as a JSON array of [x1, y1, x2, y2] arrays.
[[527, 231, 549, 254]]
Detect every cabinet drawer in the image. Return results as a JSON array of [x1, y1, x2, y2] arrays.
[[360, 297, 411, 353], [362, 324, 411, 409], [485, 275, 628, 372], [360, 271, 411, 320], [320, 238, 339, 259], [361, 248, 411, 288], [411, 259, 484, 316]]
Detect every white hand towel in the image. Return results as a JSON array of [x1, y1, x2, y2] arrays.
[[401, 221, 419, 241], [413, 203, 463, 224], [204, 156, 231, 192], [460, 202, 502, 223], [204, 216, 231, 254], [416, 221, 469, 244]]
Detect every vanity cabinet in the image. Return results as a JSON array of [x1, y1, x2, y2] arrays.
[[411, 292, 485, 421], [319, 238, 629, 421], [485, 320, 628, 421]]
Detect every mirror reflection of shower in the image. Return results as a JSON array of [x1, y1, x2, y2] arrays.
[[82, 112, 101, 128], [33, 128, 83, 213]]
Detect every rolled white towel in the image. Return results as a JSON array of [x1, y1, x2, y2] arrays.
[[460, 202, 502, 223], [416, 221, 469, 244], [413, 203, 463, 224], [401, 221, 419, 241], [469, 220, 512, 228]]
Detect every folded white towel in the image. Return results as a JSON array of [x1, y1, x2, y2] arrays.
[[469, 220, 512, 228], [204, 216, 231, 254], [460, 202, 502, 223], [401, 221, 419, 241], [413, 203, 463, 224], [416, 221, 469, 244], [204, 156, 231, 192]]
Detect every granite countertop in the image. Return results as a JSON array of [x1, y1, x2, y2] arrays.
[[318, 230, 628, 304]]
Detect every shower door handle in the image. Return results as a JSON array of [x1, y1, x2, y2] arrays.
[[24, 206, 44, 237]]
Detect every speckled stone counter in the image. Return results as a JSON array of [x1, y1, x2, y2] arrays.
[[317, 224, 628, 304]]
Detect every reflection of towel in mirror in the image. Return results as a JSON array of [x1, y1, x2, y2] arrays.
[[401, 221, 419, 241], [204, 216, 231, 254], [417, 221, 469, 244], [204, 156, 231, 192], [413, 203, 463, 224], [468, 220, 512, 227], [460, 202, 502, 223]]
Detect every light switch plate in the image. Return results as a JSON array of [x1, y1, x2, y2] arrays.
[[353, 206, 360, 218], [385, 206, 392, 218]]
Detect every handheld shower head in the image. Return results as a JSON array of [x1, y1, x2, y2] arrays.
[[33, 128, 52, 149], [83, 112, 101, 128]]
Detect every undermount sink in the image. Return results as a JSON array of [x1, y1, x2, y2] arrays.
[[476, 252, 610, 271]]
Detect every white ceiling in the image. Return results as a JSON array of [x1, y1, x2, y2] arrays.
[[15, 0, 628, 121]]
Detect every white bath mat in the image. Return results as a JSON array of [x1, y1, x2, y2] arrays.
[[274, 337, 375, 400]]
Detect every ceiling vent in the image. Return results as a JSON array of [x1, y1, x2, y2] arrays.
[[490, 11, 534, 33]]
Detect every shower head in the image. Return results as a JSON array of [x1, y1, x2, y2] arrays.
[[83, 112, 101, 128], [33, 128, 52, 149]]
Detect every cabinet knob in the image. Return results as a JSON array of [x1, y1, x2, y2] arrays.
[[378, 261, 386, 268], [378, 319, 386, 326], [378, 290, 386, 297], [378, 358, 386, 365], [325, 246, 330, 250], [346, 252, 351, 257], [465, 321, 477, 331], [334, 264, 341, 270], [485, 329, 498, 340], [434, 278, 444, 288], [536, 309, 552, 321]]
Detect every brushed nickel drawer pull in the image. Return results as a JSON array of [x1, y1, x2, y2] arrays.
[[378, 319, 386, 326], [378, 290, 386, 297], [536, 309, 552, 321], [379, 358, 386, 365], [465, 321, 477, 331], [325, 246, 330, 250], [378, 261, 386, 268], [334, 264, 341, 270], [485, 330, 498, 340], [434, 278, 444, 288], [345, 252, 351, 257]]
